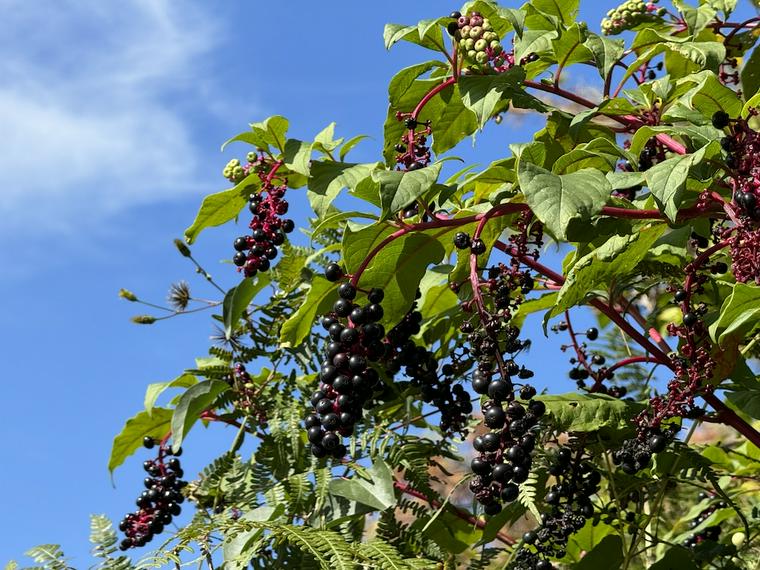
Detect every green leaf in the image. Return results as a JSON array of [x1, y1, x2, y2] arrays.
[[223, 276, 270, 340], [222, 116, 289, 154], [342, 223, 446, 326], [537, 393, 644, 432], [726, 388, 760, 420], [384, 21, 446, 53], [552, 225, 666, 316], [223, 506, 280, 566], [310, 211, 379, 245], [552, 23, 592, 71], [673, 1, 718, 35], [312, 122, 343, 153], [184, 176, 260, 244], [329, 459, 396, 511], [518, 162, 610, 240], [308, 161, 381, 217], [513, 29, 558, 65], [576, 535, 624, 570], [530, 0, 579, 26], [584, 33, 625, 80], [742, 45, 760, 99], [709, 282, 760, 347], [144, 373, 197, 415], [460, 67, 535, 129], [374, 163, 442, 221], [645, 142, 719, 222], [109, 408, 173, 474], [431, 84, 479, 154], [679, 71, 743, 119], [283, 138, 312, 176], [339, 135, 370, 162], [171, 380, 230, 452], [280, 276, 339, 348], [650, 547, 698, 570]]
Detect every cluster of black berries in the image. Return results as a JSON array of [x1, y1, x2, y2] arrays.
[[512, 450, 600, 570], [469, 385, 545, 516], [612, 429, 671, 474], [453, 230, 486, 255], [305, 263, 386, 459], [229, 155, 295, 278], [601, 0, 665, 35], [118, 437, 186, 550], [384, 298, 473, 436], [682, 492, 726, 548], [393, 116, 432, 172], [448, 10, 505, 69]]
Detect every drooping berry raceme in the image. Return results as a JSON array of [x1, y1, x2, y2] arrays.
[[682, 492, 726, 549], [461, 214, 547, 514], [511, 448, 601, 570], [306, 275, 387, 459], [118, 437, 187, 550], [601, 0, 666, 36], [393, 115, 432, 172], [449, 10, 505, 70], [227, 152, 294, 278]]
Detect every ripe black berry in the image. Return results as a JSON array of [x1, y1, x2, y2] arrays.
[[453, 232, 471, 249], [338, 283, 357, 300], [683, 312, 698, 327], [648, 434, 667, 453], [471, 238, 486, 255], [325, 263, 344, 282], [143, 436, 155, 449], [586, 327, 598, 341], [233, 252, 247, 267], [404, 117, 418, 129], [233, 237, 248, 252], [712, 110, 730, 129], [368, 288, 384, 304], [674, 290, 688, 303]]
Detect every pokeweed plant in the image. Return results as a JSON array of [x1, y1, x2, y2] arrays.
[[11, 1, 760, 569]]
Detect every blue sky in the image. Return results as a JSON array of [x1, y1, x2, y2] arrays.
[[3, 0, 756, 565]]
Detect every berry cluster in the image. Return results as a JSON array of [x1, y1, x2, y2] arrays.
[[448, 10, 504, 68], [682, 492, 726, 548], [601, 0, 666, 36], [229, 363, 268, 426], [612, 429, 671, 474], [118, 437, 187, 550], [469, 386, 545, 515], [305, 263, 386, 459], [384, 298, 473, 436], [393, 116, 432, 172], [229, 154, 295, 278], [512, 449, 600, 570]]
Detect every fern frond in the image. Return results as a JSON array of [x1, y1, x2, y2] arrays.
[[23, 546, 67, 570]]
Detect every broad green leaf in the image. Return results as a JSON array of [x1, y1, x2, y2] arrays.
[[462, 1, 516, 36], [518, 162, 610, 240], [223, 506, 280, 566], [384, 22, 445, 53], [576, 535, 624, 570], [530, 0, 579, 26], [308, 161, 381, 217], [280, 276, 340, 348], [283, 138, 311, 176], [222, 116, 289, 153], [645, 142, 719, 222], [673, 1, 717, 35], [329, 459, 396, 511], [726, 387, 760, 420], [584, 33, 625, 80], [537, 393, 645, 432], [109, 408, 173, 474], [342, 223, 446, 326], [223, 275, 270, 340], [432, 84, 479, 154], [374, 163, 442, 221], [552, 23, 592, 73], [678, 71, 743, 119], [171, 380, 230, 452], [421, 510, 482, 554], [339, 135, 370, 162], [144, 373, 197, 416], [709, 282, 760, 347], [460, 67, 534, 129], [650, 547, 698, 570], [184, 176, 260, 244], [513, 30, 558, 71], [312, 122, 343, 153], [552, 225, 666, 317], [742, 45, 760, 99], [310, 210, 379, 245]]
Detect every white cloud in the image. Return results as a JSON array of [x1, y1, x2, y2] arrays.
[[0, 0, 221, 233]]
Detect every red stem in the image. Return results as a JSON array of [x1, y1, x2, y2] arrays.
[[393, 481, 515, 545]]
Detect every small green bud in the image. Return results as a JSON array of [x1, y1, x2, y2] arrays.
[[131, 315, 157, 325], [174, 238, 192, 258], [119, 288, 138, 302]]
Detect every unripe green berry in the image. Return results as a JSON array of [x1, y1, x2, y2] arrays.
[[469, 26, 482, 38], [246, 151, 256, 163], [475, 51, 488, 64], [490, 41, 502, 54], [461, 25, 471, 36], [732, 532, 746, 548], [475, 39, 487, 51], [657, 7, 666, 15], [467, 49, 477, 59], [465, 38, 475, 50], [227, 158, 240, 168], [482, 20, 492, 31]]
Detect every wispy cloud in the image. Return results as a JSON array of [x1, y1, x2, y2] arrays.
[[0, 0, 222, 234]]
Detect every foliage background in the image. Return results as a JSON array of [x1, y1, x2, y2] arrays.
[[3, 0, 758, 566]]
